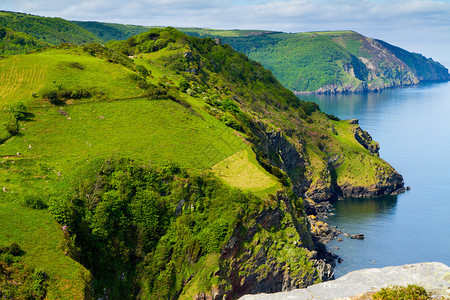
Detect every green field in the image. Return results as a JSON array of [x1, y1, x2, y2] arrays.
[[0, 202, 90, 299], [211, 148, 281, 196]]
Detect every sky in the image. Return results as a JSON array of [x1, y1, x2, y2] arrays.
[[2, 0, 450, 67]]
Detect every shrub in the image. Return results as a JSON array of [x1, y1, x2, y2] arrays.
[[9, 102, 28, 120], [327, 113, 340, 121], [8, 243, 21, 256], [220, 112, 242, 131], [0, 252, 17, 264], [27, 268, 48, 299], [145, 83, 168, 99], [271, 166, 291, 187], [137, 80, 151, 90], [372, 284, 429, 300], [136, 65, 150, 77], [4, 114, 19, 135], [179, 79, 190, 92], [22, 194, 48, 210], [68, 61, 85, 70]]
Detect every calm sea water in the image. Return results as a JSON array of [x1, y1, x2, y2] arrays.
[[300, 82, 450, 278]]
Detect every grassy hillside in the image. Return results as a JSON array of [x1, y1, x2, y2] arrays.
[[0, 11, 100, 44], [0, 27, 404, 298]]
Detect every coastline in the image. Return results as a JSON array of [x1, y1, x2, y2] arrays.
[[293, 78, 450, 96]]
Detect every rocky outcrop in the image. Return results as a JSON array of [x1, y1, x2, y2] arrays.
[[217, 192, 334, 299], [251, 120, 309, 196], [239, 262, 450, 299], [338, 170, 405, 198], [352, 122, 380, 156]]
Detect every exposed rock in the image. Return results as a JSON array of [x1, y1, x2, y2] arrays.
[[175, 199, 185, 216], [219, 191, 330, 298], [348, 119, 359, 125], [337, 238, 343, 242], [251, 121, 308, 196], [185, 67, 198, 74], [239, 262, 450, 300], [58, 109, 68, 116], [352, 124, 380, 156], [350, 234, 364, 240], [183, 51, 194, 61]]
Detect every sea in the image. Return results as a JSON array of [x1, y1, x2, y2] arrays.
[[299, 81, 450, 278]]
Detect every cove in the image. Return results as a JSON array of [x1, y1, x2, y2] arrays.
[[300, 82, 450, 278]]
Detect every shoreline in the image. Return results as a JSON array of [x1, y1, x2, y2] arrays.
[[293, 79, 450, 96]]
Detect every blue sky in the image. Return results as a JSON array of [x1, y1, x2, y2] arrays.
[[2, 0, 450, 67]]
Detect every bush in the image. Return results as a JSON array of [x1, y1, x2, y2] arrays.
[[8, 243, 21, 256], [137, 80, 151, 90], [179, 79, 190, 92], [271, 166, 291, 187], [136, 65, 150, 77], [22, 194, 48, 210], [372, 284, 429, 300], [145, 83, 168, 99], [4, 114, 19, 135], [68, 61, 85, 70], [9, 102, 28, 120], [0, 252, 17, 264], [0, 242, 21, 256], [220, 112, 242, 131]]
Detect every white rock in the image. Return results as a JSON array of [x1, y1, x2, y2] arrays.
[[239, 262, 450, 300]]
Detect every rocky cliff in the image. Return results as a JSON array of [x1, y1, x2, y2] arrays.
[[198, 30, 449, 94], [240, 262, 450, 300]]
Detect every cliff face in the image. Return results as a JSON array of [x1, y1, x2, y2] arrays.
[[214, 192, 333, 300], [240, 262, 450, 300], [207, 30, 449, 94], [309, 32, 450, 94]]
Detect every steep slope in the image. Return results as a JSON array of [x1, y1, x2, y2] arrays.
[[189, 29, 448, 93], [1, 28, 403, 298]]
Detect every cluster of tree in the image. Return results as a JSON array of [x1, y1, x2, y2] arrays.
[[73, 21, 150, 43], [49, 158, 264, 298], [0, 11, 99, 45], [0, 26, 48, 55]]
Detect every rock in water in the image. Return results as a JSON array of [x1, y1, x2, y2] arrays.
[[350, 234, 364, 240], [239, 262, 450, 300]]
